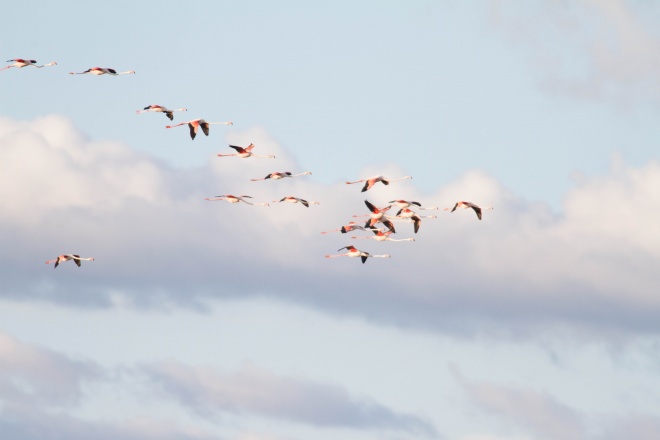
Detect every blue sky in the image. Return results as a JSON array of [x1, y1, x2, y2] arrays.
[[2, 1, 660, 440]]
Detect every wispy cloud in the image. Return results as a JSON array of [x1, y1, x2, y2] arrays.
[[142, 361, 436, 436], [0, 405, 224, 440], [453, 367, 584, 440], [0, 330, 432, 439], [488, 0, 660, 103], [453, 364, 660, 440], [0, 330, 100, 407]]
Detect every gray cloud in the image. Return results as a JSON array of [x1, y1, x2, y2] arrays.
[[455, 371, 584, 440], [0, 330, 430, 439], [0, 405, 224, 440], [453, 364, 660, 440], [597, 414, 660, 440], [0, 330, 100, 407], [142, 361, 436, 436]]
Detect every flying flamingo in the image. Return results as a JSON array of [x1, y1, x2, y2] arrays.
[[1, 59, 57, 71], [217, 144, 275, 159], [352, 230, 414, 242], [272, 196, 319, 208], [45, 254, 94, 269], [345, 175, 412, 192], [250, 171, 311, 181], [320, 222, 372, 235], [395, 208, 436, 234], [167, 119, 233, 140], [136, 105, 187, 121], [204, 195, 268, 206], [389, 199, 439, 211], [325, 245, 391, 264], [444, 201, 493, 220], [354, 200, 396, 233], [69, 67, 135, 75]]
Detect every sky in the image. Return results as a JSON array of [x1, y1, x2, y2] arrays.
[[1, 1, 660, 439]]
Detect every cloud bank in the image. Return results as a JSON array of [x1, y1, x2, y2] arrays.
[[1, 115, 659, 337]]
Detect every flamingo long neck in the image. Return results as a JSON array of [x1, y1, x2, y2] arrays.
[[34, 62, 57, 68], [166, 122, 188, 128], [388, 176, 412, 183]]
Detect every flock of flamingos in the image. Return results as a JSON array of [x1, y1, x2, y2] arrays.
[[3, 58, 493, 268]]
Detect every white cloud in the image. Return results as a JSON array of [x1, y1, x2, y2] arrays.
[[1, 115, 660, 338]]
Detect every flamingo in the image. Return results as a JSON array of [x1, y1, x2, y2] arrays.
[[1, 59, 57, 71], [218, 144, 275, 159], [136, 105, 187, 121], [395, 208, 436, 234], [204, 195, 268, 206], [325, 245, 391, 264], [251, 171, 311, 181], [69, 67, 135, 75], [272, 196, 319, 208], [352, 230, 414, 242], [389, 199, 439, 211], [345, 175, 412, 192], [355, 200, 396, 233], [167, 119, 233, 140], [45, 254, 94, 269], [320, 222, 372, 235], [444, 201, 493, 220], [396, 208, 437, 220]]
